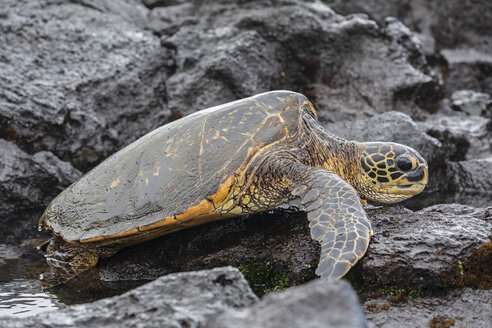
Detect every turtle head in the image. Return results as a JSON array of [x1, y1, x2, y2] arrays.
[[356, 142, 428, 204]]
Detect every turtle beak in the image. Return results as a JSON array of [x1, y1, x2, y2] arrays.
[[393, 182, 426, 195], [390, 163, 428, 196]]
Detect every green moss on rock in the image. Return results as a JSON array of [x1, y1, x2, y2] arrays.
[[239, 262, 290, 296], [442, 240, 492, 289]]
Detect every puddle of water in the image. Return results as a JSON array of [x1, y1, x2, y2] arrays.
[[0, 244, 65, 318], [0, 280, 63, 318]]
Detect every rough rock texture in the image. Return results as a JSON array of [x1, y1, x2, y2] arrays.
[[0, 267, 258, 328], [450, 90, 492, 117], [364, 288, 492, 328], [442, 49, 492, 97], [0, 0, 170, 172], [356, 204, 492, 291], [447, 158, 492, 193], [0, 139, 81, 243], [420, 114, 491, 160], [146, 0, 440, 120], [327, 0, 492, 95], [206, 279, 367, 328]]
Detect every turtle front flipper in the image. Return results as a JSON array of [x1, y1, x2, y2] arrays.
[[41, 237, 99, 289], [290, 166, 372, 279]]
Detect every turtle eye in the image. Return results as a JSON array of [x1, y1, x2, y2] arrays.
[[396, 156, 412, 172]]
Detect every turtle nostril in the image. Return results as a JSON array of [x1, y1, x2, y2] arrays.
[[396, 156, 412, 172]]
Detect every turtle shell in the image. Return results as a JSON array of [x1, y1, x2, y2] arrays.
[[40, 91, 316, 244]]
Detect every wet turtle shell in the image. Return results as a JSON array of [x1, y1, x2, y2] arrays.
[[40, 91, 315, 246]]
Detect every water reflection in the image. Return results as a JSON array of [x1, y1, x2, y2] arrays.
[[0, 244, 64, 317], [0, 280, 63, 317]]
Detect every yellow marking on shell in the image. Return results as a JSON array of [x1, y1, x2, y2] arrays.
[[138, 216, 180, 232], [211, 129, 229, 142], [80, 228, 140, 243], [208, 175, 235, 206], [110, 177, 121, 189], [175, 199, 215, 222], [302, 100, 318, 119], [139, 170, 144, 176], [145, 177, 149, 186], [165, 147, 178, 157], [83, 200, 217, 243], [80, 236, 105, 243], [181, 212, 225, 227], [80, 176, 237, 244], [153, 166, 160, 176], [93, 201, 105, 207], [198, 118, 207, 181]]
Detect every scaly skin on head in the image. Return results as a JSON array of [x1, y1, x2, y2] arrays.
[[355, 142, 428, 203], [303, 114, 428, 204]]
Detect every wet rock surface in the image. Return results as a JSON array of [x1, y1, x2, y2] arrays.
[[447, 158, 492, 193], [147, 0, 440, 121], [0, 139, 81, 243], [329, 0, 492, 98], [364, 288, 492, 328], [356, 204, 492, 291], [0, 267, 258, 328], [0, 0, 170, 172], [206, 279, 367, 328], [450, 90, 492, 117], [1, 0, 491, 326], [0, 267, 369, 328]]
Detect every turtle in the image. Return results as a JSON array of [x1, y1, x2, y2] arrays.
[[39, 90, 428, 286]]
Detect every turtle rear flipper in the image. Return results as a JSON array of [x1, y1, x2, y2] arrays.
[[41, 239, 99, 289], [290, 165, 372, 279]]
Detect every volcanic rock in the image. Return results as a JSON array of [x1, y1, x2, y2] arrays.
[[0, 267, 257, 328]]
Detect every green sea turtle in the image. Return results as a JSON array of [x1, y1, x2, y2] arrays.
[[39, 91, 428, 286]]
